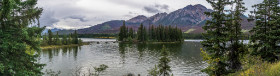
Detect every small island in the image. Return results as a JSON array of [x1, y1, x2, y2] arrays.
[[118, 21, 183, 43], [40, 30, 86, 49]]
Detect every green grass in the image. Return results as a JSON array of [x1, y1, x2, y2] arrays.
[[184, 29, 196, 33], [40, 42, 90, 49], [241, 29, 249, 33], [229, 60, 280, 76]]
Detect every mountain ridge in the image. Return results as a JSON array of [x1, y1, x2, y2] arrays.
[[56, 4, 254, 35]]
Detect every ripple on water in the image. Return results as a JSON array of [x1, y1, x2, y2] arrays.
[[40, 39, 207, 76]]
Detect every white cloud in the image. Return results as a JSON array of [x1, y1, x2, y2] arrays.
[[37, 0, 264, 29]]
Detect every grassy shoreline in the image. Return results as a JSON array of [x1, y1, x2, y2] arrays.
[[119, 41, 184, 44], [40, 42, 90, 49], [230, 61, 280, 76]]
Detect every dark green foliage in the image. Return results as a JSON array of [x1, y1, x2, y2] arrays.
[[183, 34, 203, 39], [42, 30, 81, 46], [73, 30, 79, 44], [77, 34, 117, 38], [201, 0, 231, 75], [226, 0, 247, 72], [249, 0, 280, 62], [54, 32, 61, 45], [118, 24, 183, 42], [118, 21, 127, 41], [148, 45, 172, 76], [128, 28, 134, 38], [48, 29, 53, 45], [93, 64, 109, 76], [62, 35, 67, 45], [137, 23, 146, 42], [0, 0, 44, 75], [41, 34, 49, 46], [158, 46, 171, 76]]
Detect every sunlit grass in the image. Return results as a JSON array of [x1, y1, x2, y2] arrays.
[[241, 29, 249, 33], [40, 42, 89, 49], [230, 60, 280, 76], [184, 29, 195, 33]]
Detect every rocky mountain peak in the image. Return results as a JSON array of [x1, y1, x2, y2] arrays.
[[194, 4, 207, 10], [147, 12, 168, 23], [57, 4, 254, 34], [126, 15, 148, 23], [183, 4, 207, 10]]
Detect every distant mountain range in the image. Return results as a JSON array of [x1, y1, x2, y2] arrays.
[[55, 4, 254, 35]]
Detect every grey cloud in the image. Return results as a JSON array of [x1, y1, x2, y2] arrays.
[[67, 15, 88, 22], [39, 10, 59, 27], [143, 4, 169, 13], [144, 6, 161, 13], [155, 4, 169, 10]]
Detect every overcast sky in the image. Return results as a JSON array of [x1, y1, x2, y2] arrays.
[[37, 0, 263, 29]]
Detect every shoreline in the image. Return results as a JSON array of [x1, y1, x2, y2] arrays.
[[40, 42, 90, 49], [119, 41, 184, 44]]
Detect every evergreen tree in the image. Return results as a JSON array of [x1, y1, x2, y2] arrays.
[[137, 23, 144, 42], [225, 0, 247, 71], [48, 29, 53, 45], [201, 0, 230, 75], [143, 27, 148, 42], [54, 32, 61, 45], [0, 0, 44, 75], [67, 34, 72, 45], [62, 35, 67, 45], [118, 21, 126, 41], [150, 25, 155, 41], [73, 30, 79, 44], [42, 34, 49, 46], [164, 26, 170, 42], [126, 27, 128, 39], [158, 46, 171, 76], [250, 0, 280, 62], [128, 28, 134, 38]]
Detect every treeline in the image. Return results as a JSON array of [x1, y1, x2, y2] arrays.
[[118, 21, 183, 42], [182, 33, 250, 39], [41, 30, 82, 46], [201, 0, 280, 76], [78, 34, 117, 38], [183, 34, 203, 39]]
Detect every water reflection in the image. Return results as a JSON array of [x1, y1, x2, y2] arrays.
[[39, 41, 207, 76], [41, 46, 81, 62]]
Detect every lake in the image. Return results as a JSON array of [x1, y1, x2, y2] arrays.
[[39, 39, 207, 76]]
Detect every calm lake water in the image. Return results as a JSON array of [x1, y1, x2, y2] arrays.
[[39, 39, 207, 76]]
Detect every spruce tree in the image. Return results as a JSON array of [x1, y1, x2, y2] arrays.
[[143, 27, 148, 42], [201, 0, 230, 75], [67, 34, 72, 45], [73, 30, 79, 44], [137, 23, 144, 42], [54, 32, 60, 45], [225, 0, 247, 71], [118, 21, 126, 41], [62, 35, 67, 45], [128, 28, 134, 38], [250, 0, 280, 62], [48, 29, 53, 45], [151, 25, 155, 41], [0, 0, 44, 75], [158, 46, 171, 76]]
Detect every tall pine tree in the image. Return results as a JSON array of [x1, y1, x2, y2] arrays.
[[250, 0, 280, 62], [118, 21, 126, 41], [0, 0, 44, 75], [48, 29, 53, 45], [137, 23, 144, 42], [226, 0, 247, 71], [201, 0, 230, 75]]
